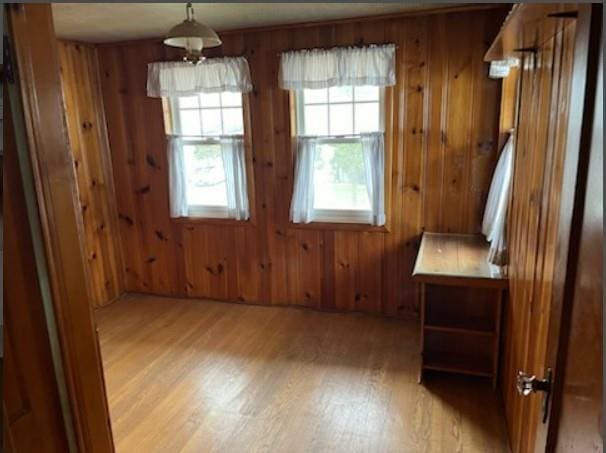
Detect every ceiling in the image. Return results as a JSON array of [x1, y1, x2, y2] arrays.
[[52, 3, 450, 43]]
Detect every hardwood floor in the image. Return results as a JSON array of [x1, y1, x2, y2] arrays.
[[96, 294, 510, 453]]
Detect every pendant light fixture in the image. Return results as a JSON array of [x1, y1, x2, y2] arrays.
[[164, 2, 222, 62]]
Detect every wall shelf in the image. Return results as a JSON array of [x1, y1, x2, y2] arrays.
[[484, 3, 580, 62]]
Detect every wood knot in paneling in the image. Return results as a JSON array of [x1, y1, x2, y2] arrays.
[[118, 213, 134, 226], [441, 131, 448, 145], [155, 230, 168, 241], [476, 140, 494, 154], [146, 154, 159, 169]]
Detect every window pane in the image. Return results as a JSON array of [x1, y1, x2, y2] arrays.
[[183, 144, 227, 207], [355, 102, 380, 133], [179, 96, 199, 108], [222, 108, 244, 135], [221, 92, 242, 107], [328, 86, 353, 103], [303, 105, 328, 135], [354, 86, 379, 102], [303, 88, 327, 104], [199, 92, 221, 107], [329, 104, 353, 135], [313, 141, 370, 211], [179, 109, 201, 136], [201, 108, 222, 135]]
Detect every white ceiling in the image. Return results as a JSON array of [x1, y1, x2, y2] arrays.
[[52, 3, 449, 43]]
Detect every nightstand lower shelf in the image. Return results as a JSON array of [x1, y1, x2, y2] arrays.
[[422, 352, 494, 378]]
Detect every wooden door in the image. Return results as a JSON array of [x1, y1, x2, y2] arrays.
[[6, 4, 115, 451], [502, 4, 601, 453], [3, 81, 70, 452]]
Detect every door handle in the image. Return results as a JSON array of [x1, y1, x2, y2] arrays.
[[516, 369, 551, 395], [516, 368, 552, 423]]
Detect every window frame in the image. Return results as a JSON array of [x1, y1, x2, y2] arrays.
[[168, 93, 245, 138], [292, 87, 387, 226], [163, 94, 256, 225], [295, 86, 386, 138]]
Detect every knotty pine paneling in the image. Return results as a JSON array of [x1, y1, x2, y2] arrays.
[[98, 8, 507, 317], [58, 41, 124, 307]]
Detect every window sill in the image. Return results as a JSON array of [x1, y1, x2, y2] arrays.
[[288, 221, 390, 233], [171, 217, 255, 228]]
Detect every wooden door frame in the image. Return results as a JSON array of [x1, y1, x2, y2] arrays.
[[533, 3, 602, 452], [7, 4, 114, 452]]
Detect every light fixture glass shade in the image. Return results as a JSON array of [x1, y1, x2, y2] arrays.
[[163, 2, 221, 61], [164, 20, 222, 51]]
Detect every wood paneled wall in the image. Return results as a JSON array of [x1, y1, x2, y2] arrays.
[[97, 7, 507, 317], [58, 41, 124, 307], [499, 18, 577, 453]]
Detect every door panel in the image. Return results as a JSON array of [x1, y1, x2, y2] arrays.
[[3, 83, 69, 452], [7, 4, 115, 451], [502, 11, 578, 453], [501, 4, 603, 452]]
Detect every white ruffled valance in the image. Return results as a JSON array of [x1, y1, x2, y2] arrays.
[[147, 56, 252, 98], [280, 44, 396, 90]]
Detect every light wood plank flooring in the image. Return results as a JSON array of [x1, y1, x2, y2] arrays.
[[96, 294, 510, 453]]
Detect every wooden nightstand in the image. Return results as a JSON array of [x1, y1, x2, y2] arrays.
[[413, 232, 508, 388]]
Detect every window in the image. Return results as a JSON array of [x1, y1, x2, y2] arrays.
[[294, 86, 384, 224], [167, 92, 249, 219], [172, 92, 244, 137]]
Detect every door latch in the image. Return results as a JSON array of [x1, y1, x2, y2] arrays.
[[516, 368, 552, 423]]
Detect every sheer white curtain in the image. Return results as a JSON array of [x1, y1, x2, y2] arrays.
[[290, 137, 319, 223], [221, 136, 249, 220], [361, 132, 386, 226], [167, 136, 188, 218], [147, 56, 252, 97], [280, 44, 396, 90], [482, 135, 514, 265], [290, 135, 386, 226]]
